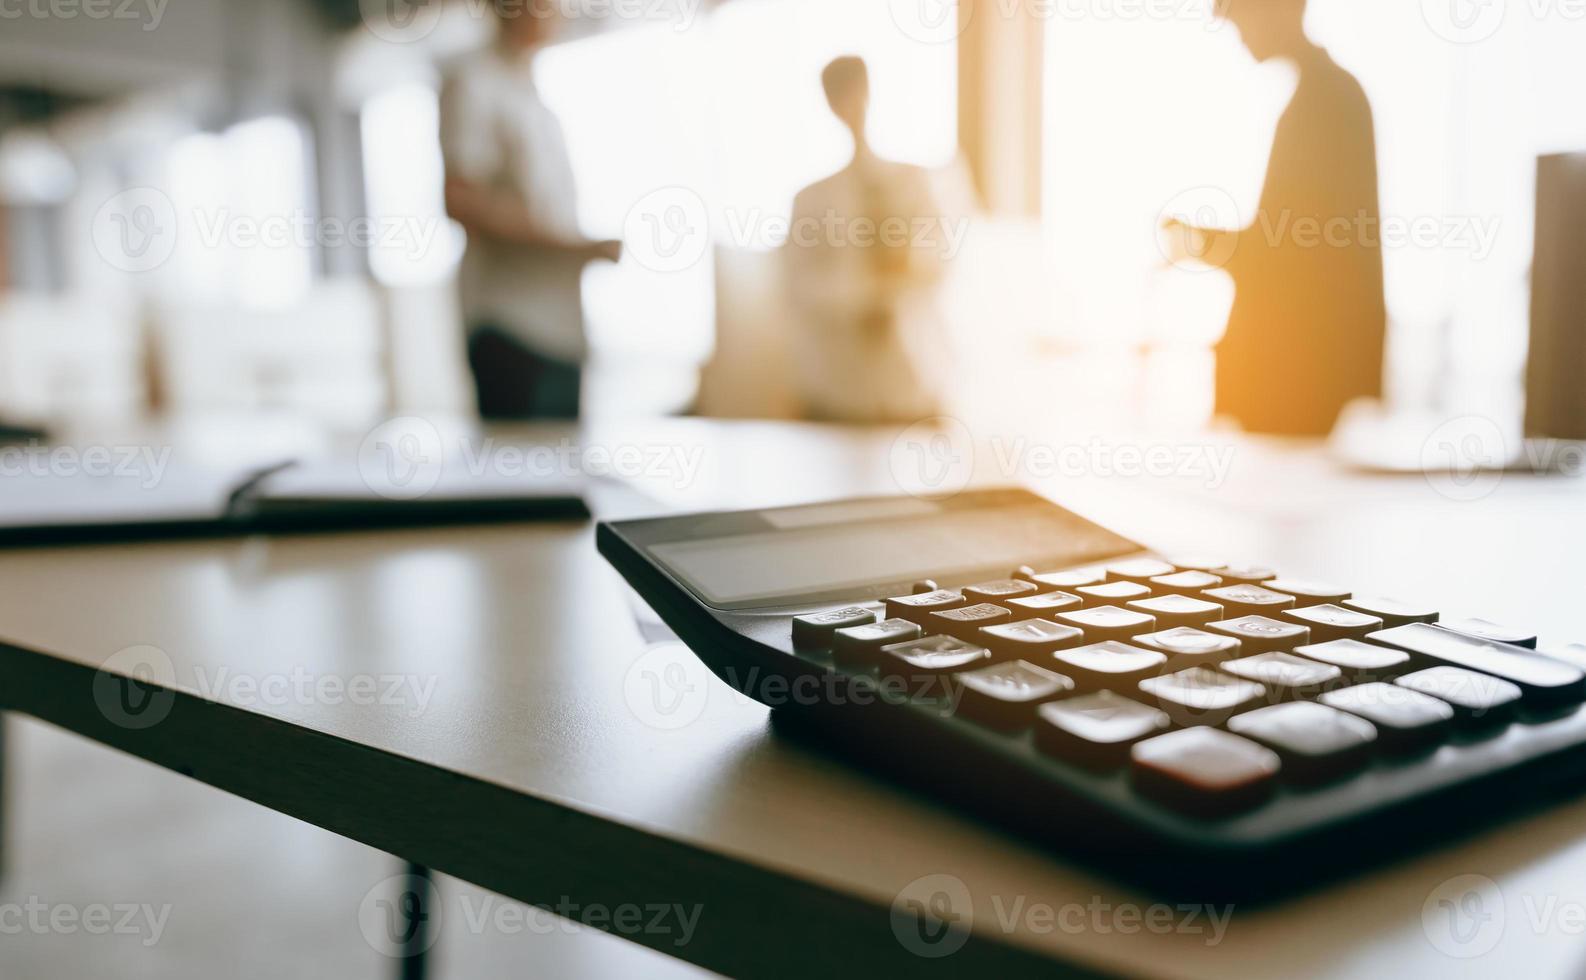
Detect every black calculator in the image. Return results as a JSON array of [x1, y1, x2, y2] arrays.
[[598, 488, 1586, 901]]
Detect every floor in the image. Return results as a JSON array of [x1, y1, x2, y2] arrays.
[[0, 714, 712, 979]]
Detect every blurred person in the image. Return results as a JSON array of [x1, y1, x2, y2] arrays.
[[1164, 0, 1385, 436], [784, 56, 961, 423], [440, 1, 621, 420]]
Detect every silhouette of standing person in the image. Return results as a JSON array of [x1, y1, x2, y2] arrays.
[[784, 56, 960, 423], [1168, 0, 1386, 436], [440, 2, 620, 420]]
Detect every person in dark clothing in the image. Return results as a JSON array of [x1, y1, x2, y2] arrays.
[[1168, 0, 1386, 436]]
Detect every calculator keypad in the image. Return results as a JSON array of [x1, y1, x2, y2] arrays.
[[784, 555, 1583, 822]]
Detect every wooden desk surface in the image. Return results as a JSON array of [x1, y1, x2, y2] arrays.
[[2, 418, 1584, 978]]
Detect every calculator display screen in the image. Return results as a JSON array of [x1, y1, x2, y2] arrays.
[[650, 502, 1135, 608]]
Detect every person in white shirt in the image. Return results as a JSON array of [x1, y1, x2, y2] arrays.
[[439, 3, 620, 419], [783, 56, 961, 423]]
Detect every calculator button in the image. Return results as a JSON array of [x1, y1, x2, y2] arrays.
[[1202, 585, 1296, 616], [1107, 558, 1177, 583], [1127, 595, 1224, 630], [1169, 557, 1226, 573], [792, 606, 877, 646], [962, 579, 1041, 604], [881, 636, 992, 697], [831, 618, 924, 667], [1262, 579, 1352, 607], [1025, 568, 1106, 590], [1130, 628, 1242, 669], [1205, 616, 1311, 654], [954, 660, 1075, 730], [978, 619, 1086, 659], [1280, 604, 1383, 642], [1212, 564, 1278, 584], [1076, 581, 1154, 607], [1369, 624, 1585, 705], [1292, 639, 1411, 682], [1051, 641, 1169, 692], [884, 590, 966, 625], [1131, 728, 1280, 817], [1036, 691, 1171, 769], [1227, 702, 1377, 785], [912, 581, 940, 594], [1138, 667, 1268, 727], [1395, 667, 1522, 728], [1004, 591, 1084, 620], [929, 603, 1014, 640], [1438, 618, 1538, 649], [1056, 606, 1158, 644], [1150, 570, 1224, 594], [1320, 683, 1454, 753], [1219, 652, 1342, 700], [1342, 597, 1439, 628]]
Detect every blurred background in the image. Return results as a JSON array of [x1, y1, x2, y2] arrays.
[[3, 0, 1582, 436], [2, 1, 1585, 976]]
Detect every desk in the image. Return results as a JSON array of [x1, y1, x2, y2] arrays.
[[1, 418, 1584, 978]]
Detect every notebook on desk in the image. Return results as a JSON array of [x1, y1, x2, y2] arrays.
[[0, 456, 587, 546]]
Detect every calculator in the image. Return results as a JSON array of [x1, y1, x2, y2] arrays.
[[597, 488, 1586, 901]]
